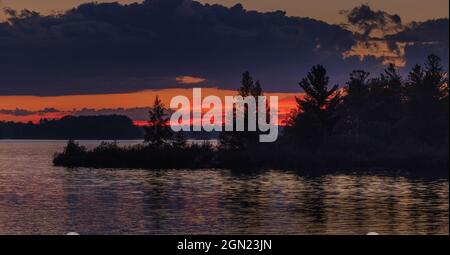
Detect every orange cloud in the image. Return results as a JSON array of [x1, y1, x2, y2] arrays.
[[176, 76, 206, 84]]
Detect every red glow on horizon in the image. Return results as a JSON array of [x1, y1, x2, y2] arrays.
[[0, 88, 300, 125]]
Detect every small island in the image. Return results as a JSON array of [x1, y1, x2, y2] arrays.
[[54, 56, 449, 173]]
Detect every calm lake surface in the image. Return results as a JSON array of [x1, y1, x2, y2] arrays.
[[0, 140, 448, 235]]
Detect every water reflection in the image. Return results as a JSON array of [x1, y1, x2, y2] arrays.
[[0, 141, 448, 235]]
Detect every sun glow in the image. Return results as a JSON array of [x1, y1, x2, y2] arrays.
[[0, 88, 299, 124]]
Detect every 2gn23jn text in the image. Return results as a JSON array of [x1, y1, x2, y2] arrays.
[[177, 239, 272, 253]]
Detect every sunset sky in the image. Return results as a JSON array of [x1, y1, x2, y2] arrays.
[[0, 88, 299, 124], [0, 0, 448, 123], [0, 0, 448, 23]]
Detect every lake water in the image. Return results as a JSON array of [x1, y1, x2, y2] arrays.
[[0, 140, 448, 235]]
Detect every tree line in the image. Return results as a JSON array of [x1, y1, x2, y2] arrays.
[[0, 115, 142, 139], [145, 54, 448, 151], [285, 54, 448, 151], [54, 54, 448, 171]]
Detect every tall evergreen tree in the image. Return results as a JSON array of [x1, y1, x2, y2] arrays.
[[220, 71, 265, 149], [364, 63, 404, 142], [144, 96, 173, 146], [287, 65, 341, 147], [406, 54, 448, 144], [343, 70, 371, 136], [238, 71, 254, 97]]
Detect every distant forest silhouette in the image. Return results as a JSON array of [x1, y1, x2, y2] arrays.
[[0, 115, 143, 140], [50, 55, 448, 171]]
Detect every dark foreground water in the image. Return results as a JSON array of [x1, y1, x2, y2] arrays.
[[0, 140, 448, 235]]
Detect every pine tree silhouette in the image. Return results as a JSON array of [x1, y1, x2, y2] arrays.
[[144, 96, 173, 146], [287, 65, 341, 147]]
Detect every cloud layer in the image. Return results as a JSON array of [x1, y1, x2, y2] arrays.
[[341, 4, 403, 38], [0, 0, 448, 96]]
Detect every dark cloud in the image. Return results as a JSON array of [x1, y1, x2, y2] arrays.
[[0, 0, 356, 95], [0, 108, 34, 116], [40, 107, 60, 114], [341, 4, 403, 38], [0, 107, 60, 116], [0, 0, 447, 96], [386, 19, 449, 70], [0, 106, 165, 121], [73, 107, 152, 121], [388, 19, 449, 43]]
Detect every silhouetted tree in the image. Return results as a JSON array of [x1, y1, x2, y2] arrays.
[[287, 65, 341, 147], [342, 70, 371, 136], [238, 71, 254, 97], [362, 63, 404, 142], [405, 54, 448, 145], [144, 96, 173, 146], [220, 71, 265, 149]]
